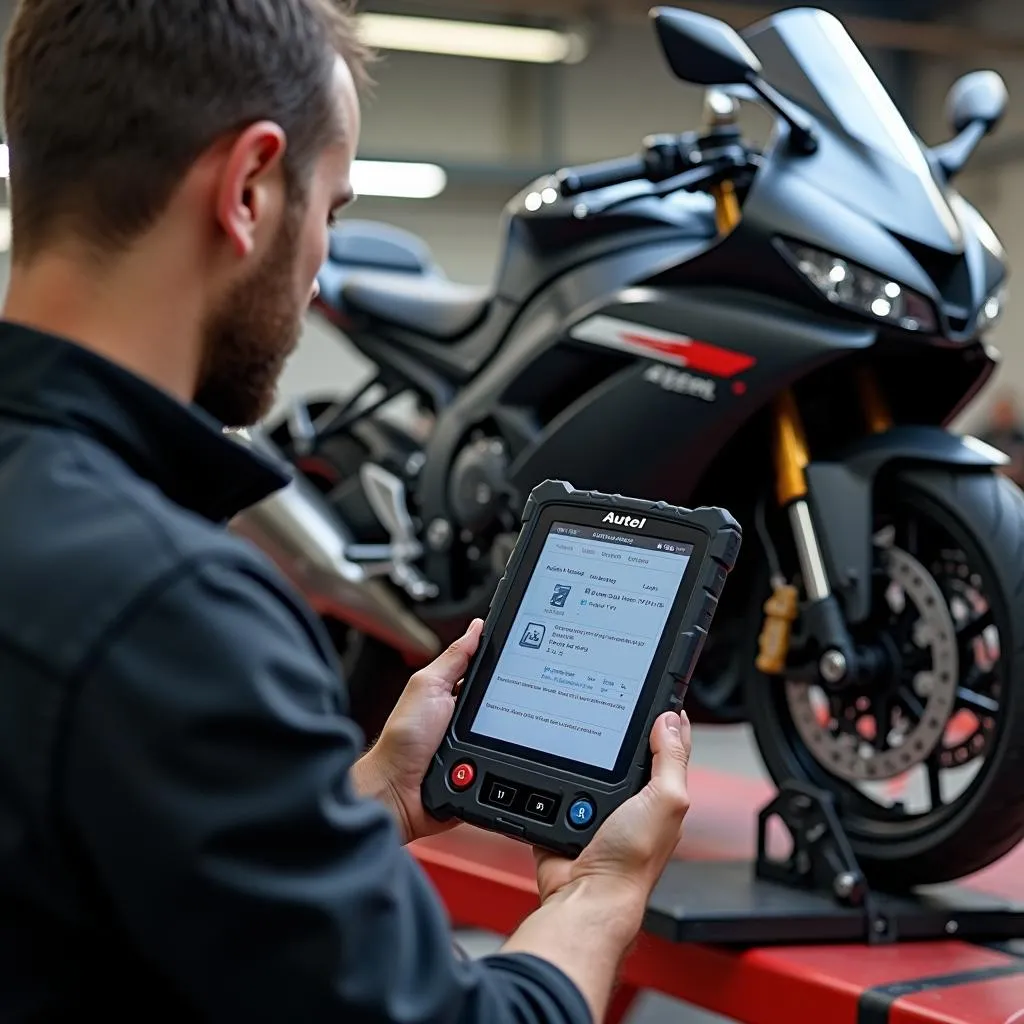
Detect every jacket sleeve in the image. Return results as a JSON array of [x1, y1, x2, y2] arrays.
[[60, 555, 591, 1024]]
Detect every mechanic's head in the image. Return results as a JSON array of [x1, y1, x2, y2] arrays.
[[3, 0, 371, 427]]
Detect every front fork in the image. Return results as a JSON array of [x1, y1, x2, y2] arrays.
[[756, 372, 893, 681], [703, 93, 893, 685]]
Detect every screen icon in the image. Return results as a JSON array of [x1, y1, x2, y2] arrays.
[[550, 584, 572, 607], [519, 622, 546, 649]]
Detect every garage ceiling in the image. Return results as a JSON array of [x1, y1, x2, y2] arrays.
[[364, 0, 1024, 55]]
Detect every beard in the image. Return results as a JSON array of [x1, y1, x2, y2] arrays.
[[194, 208, 305, 428]]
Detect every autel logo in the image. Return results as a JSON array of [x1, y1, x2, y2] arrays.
[[603, 512, 647, 530]]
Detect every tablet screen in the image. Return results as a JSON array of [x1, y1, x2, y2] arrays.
[[469, 520, 693, 770]]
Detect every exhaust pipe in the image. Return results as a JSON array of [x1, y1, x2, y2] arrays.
[[227, 429, 441, 664]]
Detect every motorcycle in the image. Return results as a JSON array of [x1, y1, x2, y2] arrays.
[[231, 6, 1024, 888]]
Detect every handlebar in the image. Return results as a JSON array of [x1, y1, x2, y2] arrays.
[[554, 128, 757, 205], [555, 131, 735, 199], [556, 153, 651, 197]]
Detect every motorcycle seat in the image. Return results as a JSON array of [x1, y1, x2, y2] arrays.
[[326, 220, 436, 274], [341, 271, 491, 341]]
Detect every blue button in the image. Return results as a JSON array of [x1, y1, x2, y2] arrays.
[[568, 798, 595, 829]]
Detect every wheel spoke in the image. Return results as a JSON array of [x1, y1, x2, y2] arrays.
[[873, 697, 891, 751], [960, 663, 997, 696], [902, 645, 933, 673], [890, 604, 918, 647], [895, 515, 921, 558], [956, 686, 999, 714], [957, 607, 994, 645], [898, 685, 926, 722], [832, 700, 860, 738], [926, 751, 944, 810]]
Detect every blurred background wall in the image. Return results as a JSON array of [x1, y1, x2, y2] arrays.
[[1, 0, 1023, 436]]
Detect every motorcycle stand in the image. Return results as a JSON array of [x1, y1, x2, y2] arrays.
[[642, 780, 1024, 946]]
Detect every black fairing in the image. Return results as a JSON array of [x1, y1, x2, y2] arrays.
[[737, 9, 1005, 336], [493, 189, 717, 305]]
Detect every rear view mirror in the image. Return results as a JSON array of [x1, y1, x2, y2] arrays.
[[947, 70, 1008, 135], [650, 6, 817, 155], [651, 7, 762, 87]]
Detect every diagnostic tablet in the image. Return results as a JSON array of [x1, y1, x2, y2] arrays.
[[422, 480, 741, 857]]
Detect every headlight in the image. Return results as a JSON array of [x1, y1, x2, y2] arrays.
[[977, 283, 1008, 333], [778, 240, 938, 333]]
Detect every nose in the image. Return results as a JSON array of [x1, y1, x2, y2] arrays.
[[310, 277, 321, 303]]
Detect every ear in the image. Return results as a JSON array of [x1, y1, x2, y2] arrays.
[[214, 121, 288, 259]]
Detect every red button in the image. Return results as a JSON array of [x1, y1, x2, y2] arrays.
[[449, 761, 475, 791]]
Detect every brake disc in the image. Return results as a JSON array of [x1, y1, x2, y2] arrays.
[[785, 545, 959, 783]]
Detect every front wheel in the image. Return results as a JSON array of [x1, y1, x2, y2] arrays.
[[746, 468, 1024, 887]]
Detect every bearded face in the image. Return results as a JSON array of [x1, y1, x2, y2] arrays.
[[194, 206, 306, 428]]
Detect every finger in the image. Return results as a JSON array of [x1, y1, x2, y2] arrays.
[[417, 619, 483, 688], [647, 710, 692, 815]]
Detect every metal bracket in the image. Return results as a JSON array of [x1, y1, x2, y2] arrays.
[[757, 781, 894, 944], [285, 398, 319, 457], [358, 462, 439, 601]]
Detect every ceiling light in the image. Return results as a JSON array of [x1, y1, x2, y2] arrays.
[[0, 147, 445, 202], [358, 13, 587, 64], [351, 160, 447, 199]]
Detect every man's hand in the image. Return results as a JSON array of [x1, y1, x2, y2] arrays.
[[351, 619, 483, 845], [534, 708, 692, 913]]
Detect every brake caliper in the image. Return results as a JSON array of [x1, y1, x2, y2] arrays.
[[756, 580, 799, 676]]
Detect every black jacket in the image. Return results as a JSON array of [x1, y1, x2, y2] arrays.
[[0, 323, 589, 1024]]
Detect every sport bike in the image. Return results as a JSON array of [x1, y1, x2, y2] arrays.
[[231, 6, 1022, 887]]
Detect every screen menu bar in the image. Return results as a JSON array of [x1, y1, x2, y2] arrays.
[[551, 521, 693, 557]]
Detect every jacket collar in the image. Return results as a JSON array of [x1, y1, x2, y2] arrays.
[[0, 322, 291, 522]]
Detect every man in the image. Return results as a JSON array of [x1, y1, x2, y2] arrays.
[[0, 2, 694, 1022]]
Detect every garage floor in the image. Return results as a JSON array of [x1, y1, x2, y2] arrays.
[[455, 724, 766, 1023]]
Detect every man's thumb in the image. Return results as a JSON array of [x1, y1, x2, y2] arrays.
[[421, 618, 483, 685], [650, 710, 692, 774]]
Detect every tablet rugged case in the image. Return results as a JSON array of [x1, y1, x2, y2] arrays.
[[422, 480, 742, 857]]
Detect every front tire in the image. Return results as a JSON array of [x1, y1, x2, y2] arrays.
[[746, 468, 1024, 887]]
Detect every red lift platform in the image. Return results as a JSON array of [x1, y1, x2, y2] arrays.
[[411, 766, 1024, 1024]]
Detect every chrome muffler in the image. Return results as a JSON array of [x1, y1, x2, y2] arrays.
[[227, 428, 441, 664]]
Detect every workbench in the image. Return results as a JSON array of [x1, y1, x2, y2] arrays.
[[411, 766, 1024, 1024]]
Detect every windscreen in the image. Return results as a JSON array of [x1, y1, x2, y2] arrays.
[[469, 521, 692, 770], [744, 7, 962, 252]]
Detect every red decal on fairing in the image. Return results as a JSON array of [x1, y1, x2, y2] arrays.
[[568, 314, 756, 380], [620, 332, 756, 379]]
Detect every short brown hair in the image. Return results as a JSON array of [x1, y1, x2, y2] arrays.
[[3, 0, 372, 262]]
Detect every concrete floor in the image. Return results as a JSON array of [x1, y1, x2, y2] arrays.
[[455, 724, 768, 1023]]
